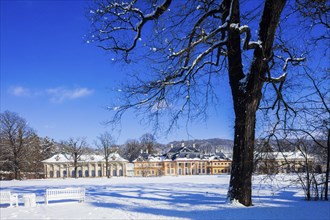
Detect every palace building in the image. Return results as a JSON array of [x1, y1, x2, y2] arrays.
[[42, 153, 128, 178], [42, 143, 232, 178], [133, 143, 232, 177]]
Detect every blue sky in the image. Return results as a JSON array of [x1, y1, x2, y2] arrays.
[[1, 0, 234, 145]]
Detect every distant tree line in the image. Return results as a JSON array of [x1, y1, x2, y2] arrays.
[[0, 110, 164, 179]]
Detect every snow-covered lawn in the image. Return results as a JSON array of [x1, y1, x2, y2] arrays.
[[0, 175, 329, 219]]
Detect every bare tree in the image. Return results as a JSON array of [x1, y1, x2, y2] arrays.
[[287, 70, 329, 200], [62, 137, 88, 178], [0, 111, 36, 179], [95, 132, 117, 178], [88, 0, 325, 206], [122, 139, 142, 162], [140, 133, 158, 154], [259, 63, 329, 200]]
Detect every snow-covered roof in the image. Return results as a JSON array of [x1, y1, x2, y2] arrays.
[[42, 153, 128, 163], [273, 151, 314, 160], [258, 151, 314, 161], [163, 145, 230, 161], [133, 154, 164, 162]]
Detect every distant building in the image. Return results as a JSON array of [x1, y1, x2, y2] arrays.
[[134, 143, 232, 177], [255, 151, 315, 174], [133, 153, 164, 177], [42, 144, 232, 178], [42, 153, 128, 178], [126, 163, 135, 177]]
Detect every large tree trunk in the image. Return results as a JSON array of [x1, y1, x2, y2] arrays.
[[228, 100, 259, 206], [325, 129, 330, 200], [226, 0, 286, 206]]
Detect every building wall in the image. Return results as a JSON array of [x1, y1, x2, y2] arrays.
[[255, 158, 314, 174], [134, 160, 231, 177], [210, 160, 231, 174], [44, 162, 127, 178], [134, 161, 163, 177]]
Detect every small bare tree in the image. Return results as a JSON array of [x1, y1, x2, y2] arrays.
[[62, 137, 88, 178], [95, 132, 117, 178], [122, 139, 142, 162], [287, 70, 329, 200], [140, 133, 158, 154]]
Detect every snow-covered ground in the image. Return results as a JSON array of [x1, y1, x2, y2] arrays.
[[0, 175, 329, 220]]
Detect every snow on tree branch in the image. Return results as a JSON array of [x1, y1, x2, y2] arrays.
[[90, 0, 172, 61]]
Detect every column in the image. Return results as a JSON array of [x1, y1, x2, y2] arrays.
[[190, 162, 192, 175], [58, 164, 62, 178], [122, 163, 126, 176], [101, 162, 106, 177], [87, 162, 91, 178], [44, 164, 48, 178]]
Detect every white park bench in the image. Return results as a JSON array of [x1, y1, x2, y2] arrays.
[[45, 188, 85, 205], [0, 191, 18, 207]]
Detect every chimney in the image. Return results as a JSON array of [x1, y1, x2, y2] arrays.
[[193, 143, 196, 148], [140, 149, 143, 154], [171, 144, 173, 148], [181, 142, 185, 147], [146, 149, 149, 154]]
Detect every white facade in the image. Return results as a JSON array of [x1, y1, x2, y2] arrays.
[[42, 153, 128, 178]]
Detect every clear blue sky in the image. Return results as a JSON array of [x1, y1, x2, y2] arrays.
[[0, 0, 234, 145]]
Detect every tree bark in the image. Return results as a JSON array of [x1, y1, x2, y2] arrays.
[[106, 159, 110, 178], [227, 0, 286, 206], [325, 129, 330, 200]]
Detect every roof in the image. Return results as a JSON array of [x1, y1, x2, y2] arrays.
[[163, 145, 230, 161], [42, 153, 128, 163], [133, 154, 164, 162], [258, 151, 314, 161]]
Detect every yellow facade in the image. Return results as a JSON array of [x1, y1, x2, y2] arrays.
[[210, 160, 231, 174], [134, 159, 231, 176], [134, 161, 164, 177]]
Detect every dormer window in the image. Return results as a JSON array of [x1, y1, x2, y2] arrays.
[[91, 156, 95, 160], [112, 155, 116, 160], [55, 155, 60, 161]]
